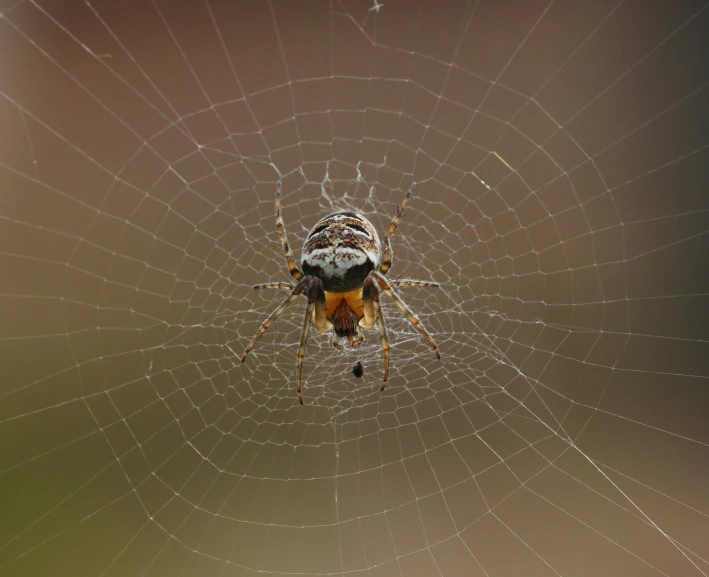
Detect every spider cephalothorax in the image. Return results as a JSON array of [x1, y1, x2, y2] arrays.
[[240, 181, 440, 404]]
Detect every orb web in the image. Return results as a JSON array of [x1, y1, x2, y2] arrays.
[[1, 1, 708, 576]]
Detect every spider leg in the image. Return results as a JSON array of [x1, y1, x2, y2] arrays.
[[362, 274, 390, 392], [380, 182, 415, 275], [296, 277, 326, 404], [253, 282, 294, 290], [241, 277, 308, 362], [275, 180, 304, 281], [372, 271, 440, 359], [389, 279, 439, 288]]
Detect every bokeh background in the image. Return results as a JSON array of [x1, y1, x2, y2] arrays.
[[1, 1, 708, 576]]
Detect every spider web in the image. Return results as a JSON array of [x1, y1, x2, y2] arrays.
[[1, 0, 708, 576]]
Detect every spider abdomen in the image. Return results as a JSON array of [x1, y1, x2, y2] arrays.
[[301, 211, 381, 292]]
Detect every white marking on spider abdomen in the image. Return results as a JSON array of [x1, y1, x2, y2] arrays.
[[301, 211, 383, 291], [303, 247, 372, 279]]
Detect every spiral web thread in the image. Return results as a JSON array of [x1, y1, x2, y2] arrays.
[[1, 1, 708, 576]]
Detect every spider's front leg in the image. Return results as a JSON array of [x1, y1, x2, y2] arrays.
[[361, 270, 441, 395], [373, 271, 440, 360], [361, 273, 391, 392], [241, 277, 310, 362], [296, 276, 328, 405]]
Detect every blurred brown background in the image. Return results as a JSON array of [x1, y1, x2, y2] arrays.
[[1, 1, 708, 576]]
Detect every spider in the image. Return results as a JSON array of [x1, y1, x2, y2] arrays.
[[240, 181, 440, 404]]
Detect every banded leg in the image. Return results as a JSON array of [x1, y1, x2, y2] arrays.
[[389, 279, 439, 288], [296, 277, 326, 404], [362, 274, 391, 392], [372, 271, 440, 359], [380, 182, 415, 275], [251, 281, 430, 296], [253, 281, 294, 290], [241, 277, 308, 362], [275, 180, 304, 280]]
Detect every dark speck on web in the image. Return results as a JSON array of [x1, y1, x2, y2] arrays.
[[352, 361, 364, 378]]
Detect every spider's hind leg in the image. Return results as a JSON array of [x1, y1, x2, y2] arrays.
[[380, 182, 415, 275], [275, 180, 305, 281]]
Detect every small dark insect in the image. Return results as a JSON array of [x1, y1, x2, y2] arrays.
[[352, 361, 364, 378]]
